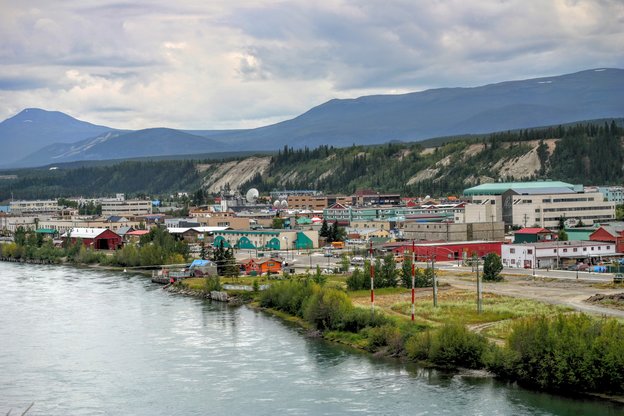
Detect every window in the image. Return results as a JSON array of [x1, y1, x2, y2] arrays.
[[563, 248, 568, 252], [527, 249, 533, 254], [510, 248, 515, 254], [573, 248, 577, 252]]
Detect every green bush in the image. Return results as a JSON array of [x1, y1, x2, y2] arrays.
[[407, 324, 490, 369], [500, 314, 624, 393], [405, 331, 433, 361], [204, 276, 222, 292], [431, 324, 489, 368], [364, 324, 405, 355], [259, 279, 318, 317], [303, 286, 352, 330]]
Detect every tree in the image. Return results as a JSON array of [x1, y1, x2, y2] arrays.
[[401, 257, 413, 288], [319, 220, 329, 238], [558, 229, 569, 241], [272, 217, 284, 229], [483, 253, 503, 282]]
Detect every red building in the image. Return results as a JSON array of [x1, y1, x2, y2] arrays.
[[590, 225, 624, 254], [241, 258, 283, 275], [387, 240, 503, 261], [61, 228, 122, 250]]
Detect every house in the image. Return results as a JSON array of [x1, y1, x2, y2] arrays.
[[240, 258, 282, 275], [590, 224, 624, 253], [389, 240, 503, 262], [125, 229, 150, 243], [513, 227, 556, 243], [167, 227, 201, 242], [61, 228, 122, 250]]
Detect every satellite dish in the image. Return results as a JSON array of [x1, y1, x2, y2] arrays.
[[246, 188, 259, 204], [280, 200, 288, 208], [273, 200, 281, 208]]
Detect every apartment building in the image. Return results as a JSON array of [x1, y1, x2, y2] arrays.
[[101, 194, 152, 217]]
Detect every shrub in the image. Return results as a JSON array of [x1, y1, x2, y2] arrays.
[[364, 324, 405, 355], [303, 286, 352, 330], [346, 267, 368, 290], [205, 276, 222, 292], [428, 324, 490, 369], [501, 314, 624, 393], [405, 331, 433, 361]]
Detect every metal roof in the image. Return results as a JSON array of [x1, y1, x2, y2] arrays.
[[464, 181, 574, 196], [61, 228, 117, 239]]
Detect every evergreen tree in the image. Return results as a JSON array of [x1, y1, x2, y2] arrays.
[[483, 253, 503, 282], [320, 220, 329, 238]]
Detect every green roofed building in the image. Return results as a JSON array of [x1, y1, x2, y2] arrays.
[[463, 181, 615, 229], [463, 181, 576, 196]]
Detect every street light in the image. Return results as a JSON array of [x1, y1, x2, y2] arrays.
[[282, 236, 289, 260]]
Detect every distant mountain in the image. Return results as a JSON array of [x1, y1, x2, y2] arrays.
[[218, 68, 624, 149], [6, 68, 624, 167], [17, 128, 227, 166], [1, 108, 115, 166]]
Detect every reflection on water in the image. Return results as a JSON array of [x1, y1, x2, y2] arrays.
[[0, 262, 622, 416]]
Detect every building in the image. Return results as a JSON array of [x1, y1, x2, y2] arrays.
[[403, 221, 505, 242], [100, 194, 152, 217], [464, 181, 615, 229], [501, 240, 616, 269], [513, 227, 556, 244], [9, 199, 60, 216], [61, 228, 122, 250], [323, 204, 458, 226], [212, 229, 318, 250], [0, 216, 38, 233], [353, 189, 401, 206], [589, 224, 624, 254], [240, 258, 282, 275], [38, 218, 142, 234], [287, 194, 352, 210], [389, 240, 503, 262], [598, 186, 624, 204]]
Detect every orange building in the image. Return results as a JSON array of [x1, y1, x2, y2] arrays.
[[241, 258, 283, 275]]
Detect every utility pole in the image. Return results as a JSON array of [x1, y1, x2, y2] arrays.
[[411, 240, 415, 321], [475, 254, 482, 314], [369, 240, 374, 316], [432, 249, 438, 307]]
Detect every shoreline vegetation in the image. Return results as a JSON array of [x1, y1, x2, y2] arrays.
[[2, 236, 624, 403]]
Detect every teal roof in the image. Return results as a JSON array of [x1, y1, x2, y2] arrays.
[[464, 181, 574, 196], [215, 230, 280, 236], [35, 228, 57, 234]]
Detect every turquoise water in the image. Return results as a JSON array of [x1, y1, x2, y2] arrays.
[[1, 262, 621, 415]]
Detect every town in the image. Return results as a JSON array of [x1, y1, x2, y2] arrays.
[[1, 180, 623, 278]]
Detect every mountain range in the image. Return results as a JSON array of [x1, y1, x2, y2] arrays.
[[2, 68, 623, 168]]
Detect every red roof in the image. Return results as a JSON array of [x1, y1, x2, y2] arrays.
[[126, 230, 150, 236], [515, 227, 551, 235]]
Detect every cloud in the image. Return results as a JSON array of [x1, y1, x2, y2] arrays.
[[0, 0, 623, 130]]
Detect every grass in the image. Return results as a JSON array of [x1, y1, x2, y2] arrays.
[[386, 289, 571, 339]]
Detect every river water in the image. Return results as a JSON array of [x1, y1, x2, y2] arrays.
[[1, 262, 621, 416]]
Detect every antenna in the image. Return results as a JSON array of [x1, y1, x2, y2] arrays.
[[245, 188, 259, 204]]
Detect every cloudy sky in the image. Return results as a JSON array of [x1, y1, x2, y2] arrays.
[[1, 0, 623, 130]]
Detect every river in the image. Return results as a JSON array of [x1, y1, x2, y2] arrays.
[[1, 262, 621, 415]]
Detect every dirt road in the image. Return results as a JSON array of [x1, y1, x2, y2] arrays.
[[439, 273, 624, 318]]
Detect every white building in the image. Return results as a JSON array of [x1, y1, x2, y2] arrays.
[[101, 193, 152, 217], [464, 181, 615, 229], [501, 240, 617, 269], [9, 199, 60, 216]]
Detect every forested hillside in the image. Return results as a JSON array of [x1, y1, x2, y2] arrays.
[[0, 121, 622, 202], [243, 121, 624, 195]]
